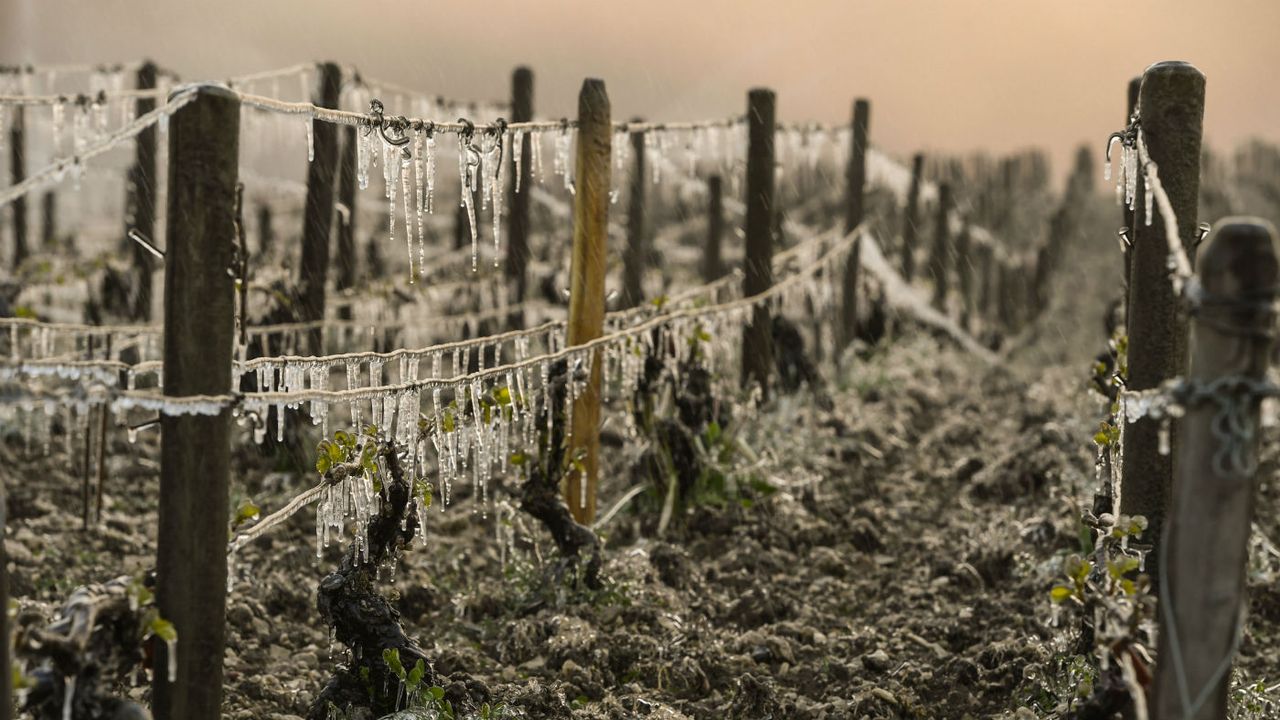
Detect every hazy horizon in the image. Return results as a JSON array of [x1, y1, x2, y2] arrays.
[[4, 0, 1279, 183]]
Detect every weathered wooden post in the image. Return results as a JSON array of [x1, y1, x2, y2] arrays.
[[901, 153, 924, 282], [256, 204, 274, 258], [956, 220, 974, 331], [1154, 218, 1278, 720], [703, 174, 724, 283], [40, 191, 55, 249], [0, 472, 9, 720], [839, 98, 869, 349], [997, 258, 1016, 332], [929, 183, 953, 313], [127, 61, 158, 321], [1121, 61, 1206, 567], [741, 88, 776, 397], [298, 61, 342, 355], [506, 66, 534, 323], [153, 83, 239, 720], [9, 106, 26, 268], [564, 78, 611, 524], [977, 242, 995, 331], [1033, 244, 1051, 318], [622, 119, 647, 308], [1122, 76, 1141, 299], [335, 124, 359, 298]]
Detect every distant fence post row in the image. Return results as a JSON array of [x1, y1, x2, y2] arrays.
[[0, 60, 1094, 720]]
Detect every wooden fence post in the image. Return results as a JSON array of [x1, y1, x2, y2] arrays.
[[9, 106, 26, 268], [298, 61, 342, 355], [1033, 244, 1051, 318], [977, 242, 995, 332], [1121, 61, 1206, 568], [956, 220, 974, 331], [40, 191, 55, 249], [997, 258, 1016, 333], [703, 174, 724, 283], [335, 124, 359, 298], [1154, 218, 1278, 720], [1122, 76, 1141, 303], [901, 153, 924, 282], [840, 98, 869, 349], [126, 61, 158, 321], [506, 66, 534, 322], [256, 204, 274, 258], [0, 473, 8, 720], [565, 78, 611, 525], [929, 183, 953, 313], [622, 120, 647, 309], [742, 88, 776, 397], [153, 84, 239, 720]]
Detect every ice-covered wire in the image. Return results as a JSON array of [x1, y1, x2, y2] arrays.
[[0, 87, 197, 208], [0, 87, 168, 106], [1134, 128, 1195, 293], [225, 63, 313, 88], [227, 479, 328, 556], [230, 88, 746, 137], [240, 222, 865, 405]]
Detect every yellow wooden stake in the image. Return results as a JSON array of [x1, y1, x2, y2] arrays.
[[565, 78, 611, 524]]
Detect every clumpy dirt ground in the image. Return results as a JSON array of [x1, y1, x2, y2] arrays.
[[12, 324, 1279, 720]]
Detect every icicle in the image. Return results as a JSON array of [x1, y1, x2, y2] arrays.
[[1143, 168, 1155, 227], [346, 359, 361, 428], [459, 134, 480, 271], [401, 148, 414, 282], [306, 117, 315, 163], [63, 675, 75, 720], [555, 126, 574, 191], [72, 105, 88, 156], [425, 134, 437, 213], [165, 638, 177, 682], [52, 102, 65, 156], [530, 130, 544, 183], [357, 128, 371, 190], [513, 129, 526, 193], [492, 127, 506, 268], [413, 130, 427, 279]]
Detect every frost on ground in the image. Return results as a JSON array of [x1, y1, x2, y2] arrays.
[[10, 325, 1278, 719]]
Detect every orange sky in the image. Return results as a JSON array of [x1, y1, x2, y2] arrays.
[[4, 0, 1279, 182]]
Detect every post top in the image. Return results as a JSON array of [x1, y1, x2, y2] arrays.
[[1143, 60, 1205, 80], [577, 78, 609, 120], [748, 87, 775, 99], [169, 82, 239, 104], [514, 65, 533, 79], [1199, 216, 1279, 293]]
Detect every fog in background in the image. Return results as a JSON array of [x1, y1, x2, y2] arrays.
[[4, 0, 1279, 183]]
